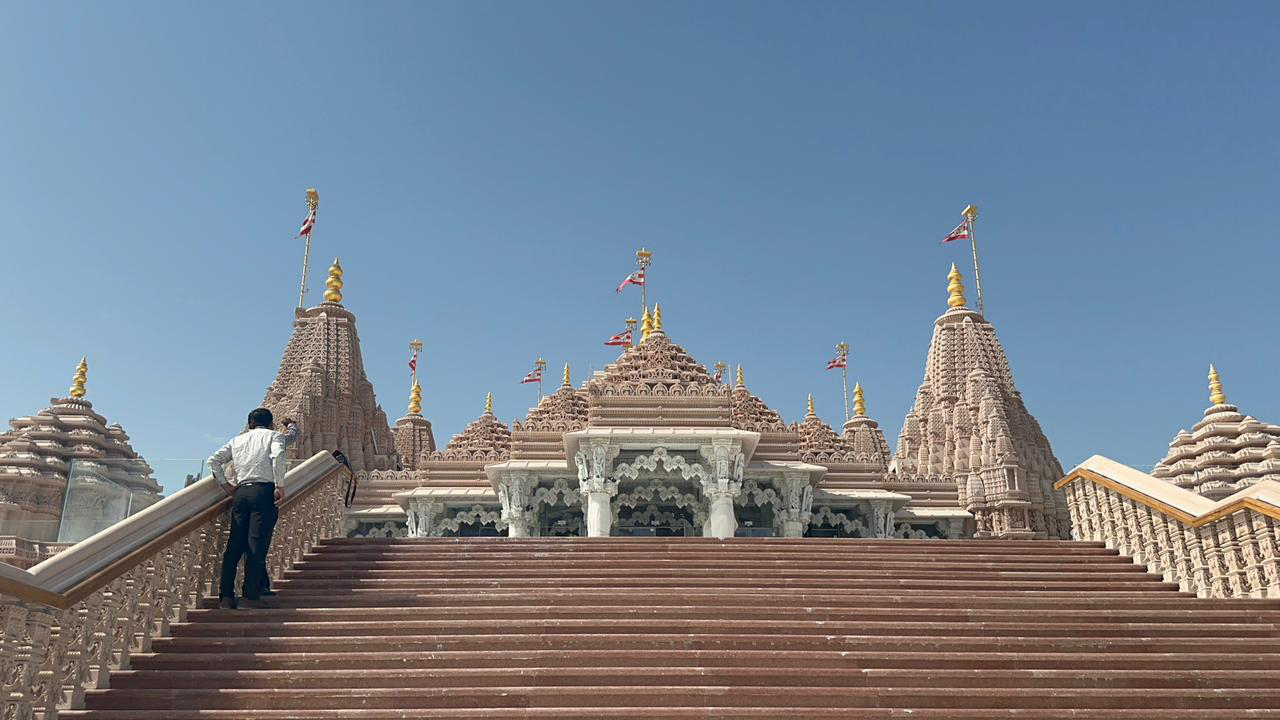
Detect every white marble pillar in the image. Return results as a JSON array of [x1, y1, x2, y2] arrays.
[[584, 491, 613, 537], [776, 473, 813, 539], [498, 474, 537, 539], [575, 441, 619, 538], [780, 519, 806, 538], [702, 491, 738, 539]]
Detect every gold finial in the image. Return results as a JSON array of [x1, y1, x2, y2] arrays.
[[736, 365, 744, 387], [641, 306, 652, 341], [484, 392, 493, 415], [947, 263, 966, 309], [408, 382, 422, 415], [69, 357, 88, 399], [305, 188, 319, 212], [636, 248, 652, 264], [324, 257, 344, 304], [807, 393, 815, 417], [853, 382, 865, 417], [653, 304, 663, 332], [714, 361, 726, 383], [1208, 364, 1227, 406], [962, 204, 978, 221], [562, 363, 571, 387]]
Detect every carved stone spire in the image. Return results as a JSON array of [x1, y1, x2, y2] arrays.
[[262, 261, 396, 472], [892, 266, 1068, 539]]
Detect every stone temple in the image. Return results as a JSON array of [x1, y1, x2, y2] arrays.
[[0, 358, 161, 567], [269, 260, 1071, 541]]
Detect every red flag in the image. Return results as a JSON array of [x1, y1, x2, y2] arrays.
[[713, 367, 724, 384], [604, 328, 632, 347], [521, 367, 543, 384], [942, 219, 969, 244], [615, 269, 645, 293], [825, 352, 847, 370], [409, 349, 419, 374], [298, 208, 316, 238]]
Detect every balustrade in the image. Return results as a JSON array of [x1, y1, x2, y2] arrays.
[[0, 451, 349, 720], [1059, 455, 1280, 599]]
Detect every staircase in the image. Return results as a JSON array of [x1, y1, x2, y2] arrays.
[[63, 537, 1280, 719]]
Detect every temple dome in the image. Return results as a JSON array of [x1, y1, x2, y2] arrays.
[[588, 327, 719, 394], [428, 398, 511, 462], [514, 382, 588, 433], [1151, 367, 1280, 499]]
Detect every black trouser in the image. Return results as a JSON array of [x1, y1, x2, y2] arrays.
[[219, 482, 277, 601]]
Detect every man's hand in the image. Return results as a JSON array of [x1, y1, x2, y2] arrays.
[[220, 483, 235, 497], [274, 487, 285, 506], [281, 417, 296, 428]]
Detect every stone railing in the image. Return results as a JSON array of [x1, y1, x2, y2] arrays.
[[1058, 455, 1280, 599], [0, 450, 350, 720]]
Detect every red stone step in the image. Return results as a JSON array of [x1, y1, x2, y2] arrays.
[[73, 537, 1280, 717], [164, 618, 1279, 639], [78, 686, 1280, 711], [104, 667, 1280, 690], [127, 649, 1280, 672]]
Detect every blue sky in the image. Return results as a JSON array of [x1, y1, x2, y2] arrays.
[[1, 2, 1276, 494]]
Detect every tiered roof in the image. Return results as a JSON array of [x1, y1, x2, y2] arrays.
[[1152, 366, 1280, 500], [0, 359, 160, 559], [430, 394, 512, 463]]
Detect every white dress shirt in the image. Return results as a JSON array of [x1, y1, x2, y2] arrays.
[[208, 424, 298, 492]]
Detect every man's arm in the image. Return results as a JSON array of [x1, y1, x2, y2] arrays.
[[208, 441, 234, 493], [270, 431, 289, 493], [279, 419, 299, 448]]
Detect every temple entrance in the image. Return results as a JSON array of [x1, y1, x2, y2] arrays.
[[539, 504, 584, 537], [455, 521, 501, 537], [734, 502, 776, 537], [615, 504, 695, 537]]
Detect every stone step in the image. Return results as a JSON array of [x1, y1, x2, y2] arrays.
[[79, 686, 1280, 711], [61, 708, 1280, 719], [271, 576, 1181, 591], [148, 632, 1280, 654], [165, 618, 1279, 639], [105, 667, 1280, 690], [290, 558, 1151, 572], [128, 649, 1280, 672], [183, 605, 1280, 624]]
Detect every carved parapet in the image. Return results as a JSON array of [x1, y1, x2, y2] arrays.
[[0, 452, 349, 719], [1061, 455, 1280, 599]]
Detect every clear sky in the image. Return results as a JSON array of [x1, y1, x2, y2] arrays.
[[1, 2, 1276, 494]]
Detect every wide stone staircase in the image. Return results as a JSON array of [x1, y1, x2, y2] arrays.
[[63, 537, 1280, 719]]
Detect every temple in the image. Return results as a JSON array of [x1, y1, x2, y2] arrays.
[[1151, 364, 1280, 499], [0, 358, 161, 567], [268, 259, 1071, 540]]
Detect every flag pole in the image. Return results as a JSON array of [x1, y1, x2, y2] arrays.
[[636, 248, 652, 320], [535, 358, 547, 401], [409, 339, 423, 386], [836, 342, 851, 421], [963, 204, 984, 315], [298, 188, 318, 308]]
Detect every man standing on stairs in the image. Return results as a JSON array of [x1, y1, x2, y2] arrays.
[[208, 408, 298, 610]]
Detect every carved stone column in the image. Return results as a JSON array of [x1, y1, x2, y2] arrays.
[[868, 500, 896, 538], [776, 472, 813, 538], [575, 440, 619, 538], [405, 499, 443, 538], [497, 474, 537, 539], [698, 441, 744, 540]]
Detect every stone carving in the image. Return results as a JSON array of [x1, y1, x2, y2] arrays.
[[512, 382, 588, 433], [496, 474, 537, 537], [261, 296, 396, 473], [1152, 368, 1280, 500], [809, 506, 873, 538], [890, 268, 1068, 539], [426, 404, 511, 463], [0, 390, 160, 565]]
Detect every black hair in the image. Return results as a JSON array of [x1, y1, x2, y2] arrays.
[[247, 408, 274, 430]]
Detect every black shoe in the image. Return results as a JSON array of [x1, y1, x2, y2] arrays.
[[218, 597, 237, 610]]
